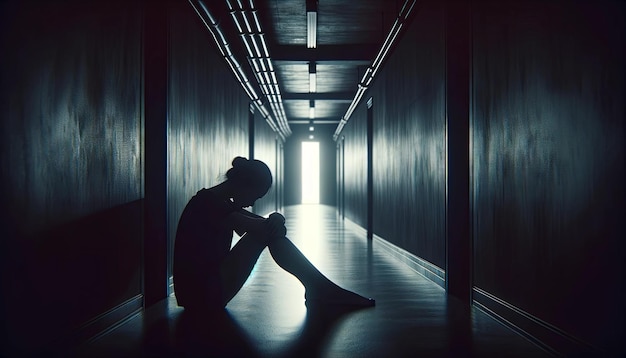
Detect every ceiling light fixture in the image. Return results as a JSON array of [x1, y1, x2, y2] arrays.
[[221, 0, 291, 137], [333, 0, 417, 141], [192, 0, 284, 139], [309, 73, 316, 93], [309, 62, 317, 93], [306, 0, 317, 48]]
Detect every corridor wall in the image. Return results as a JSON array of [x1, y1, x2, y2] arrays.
[[0, 1, 143, 355], [340, 0, 624, 354], [471, 1, 625, 353], [252, 110, 280, 216], [167, 3, 250, 280], [341, 1, 446, 269], [341, 109, 368, 229]]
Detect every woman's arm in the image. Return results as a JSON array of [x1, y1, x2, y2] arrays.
[[228, 210, 286, 237], [228, 210, 266, 237]]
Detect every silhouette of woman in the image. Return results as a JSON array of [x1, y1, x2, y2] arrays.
[[173, 156, 375, 312]]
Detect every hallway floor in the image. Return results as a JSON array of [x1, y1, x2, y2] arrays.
[[74, 205, 549, 357]]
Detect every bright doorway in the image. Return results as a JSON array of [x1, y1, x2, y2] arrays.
[[301, 141, 320, 204]]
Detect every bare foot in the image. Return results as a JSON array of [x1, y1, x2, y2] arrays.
[[305, 285, 375, 307]]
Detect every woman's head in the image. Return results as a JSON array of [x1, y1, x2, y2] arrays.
[[226, 157, 272, 207]]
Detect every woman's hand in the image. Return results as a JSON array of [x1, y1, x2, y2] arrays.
[[266, 212, 287, 238], [227, 210, 286, 239]]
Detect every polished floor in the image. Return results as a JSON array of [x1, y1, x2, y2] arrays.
[[74, 205, 550, 357]]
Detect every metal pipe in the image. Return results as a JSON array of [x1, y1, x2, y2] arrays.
[[223, 0, 291, 137], [190, 0, 286, 140], [333, 0, 417, 141]]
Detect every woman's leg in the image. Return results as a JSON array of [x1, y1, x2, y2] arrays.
[[268, 236, 375, 306], [219, 233, 269, 305], [220, 232, 374, 307]]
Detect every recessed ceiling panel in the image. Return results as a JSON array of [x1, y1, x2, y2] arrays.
[[284, 100, 350, 121], [254, 0, 395, 137]]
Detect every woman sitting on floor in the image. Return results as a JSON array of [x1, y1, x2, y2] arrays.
[[173, 156, 375, 311]]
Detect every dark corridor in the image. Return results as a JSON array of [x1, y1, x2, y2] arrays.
[[1, 0, 624, 356]]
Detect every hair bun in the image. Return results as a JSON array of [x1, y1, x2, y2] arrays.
[[232, 156, 248, 168]]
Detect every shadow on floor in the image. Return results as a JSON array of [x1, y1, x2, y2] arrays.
[[142, 304, 368, 357]]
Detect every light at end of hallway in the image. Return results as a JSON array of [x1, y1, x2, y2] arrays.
[[301, 141, 319, 204]]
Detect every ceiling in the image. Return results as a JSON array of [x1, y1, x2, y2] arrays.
[[195, 0, 407, 138]]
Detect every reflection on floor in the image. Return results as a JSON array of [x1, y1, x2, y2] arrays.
[[74, 205, 550, 357]]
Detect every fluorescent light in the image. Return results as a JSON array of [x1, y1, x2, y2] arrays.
[[309, 73, 316, 93], [307, 11, 317, 48], [230, 12, 243, 33], [309, 126, 314, 131], [252, 11, 262, 32], [251, 58, 260, 72], [242, 11, 253, 33], [308, 135, 315, 140], [259, 33, 269, 57], [309, 107, 315, 119], [250, 34, 262, 57], [241, 35, 254, 57]]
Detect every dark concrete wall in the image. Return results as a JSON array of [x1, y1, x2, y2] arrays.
[[319, 125, 338, 206], [472, 1, 625, 352], [253, 112, 280, 216], [167, 3, 250, 272], [341, 109, 368, 228], [340, 0, 624, 352], [284, 131, 302, 206], [0, 1, 143, 354], [341, 1, 446, 267]]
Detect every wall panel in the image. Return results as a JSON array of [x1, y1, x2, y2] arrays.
[[372, 1, 445, 267], [167, 4, 249, 273], [253, 112, 279, 216], [472, 1, 625, 352], [0, 1, 143, 354], [342, 1, 446, 267], [319, 126, 338, 206], [342, 107, 368, 228]]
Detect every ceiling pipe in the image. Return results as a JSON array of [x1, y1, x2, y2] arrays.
[[189, 0, 286, 141], [226, 0, 292, 137], [333, 0, 417, 141]]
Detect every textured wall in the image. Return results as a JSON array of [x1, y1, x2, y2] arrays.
[[472, 1, 625, 352], [167, 3, 249, 270], [0, 1, 142, 354], [372, 2, 445, 267], [341, 1, 446, 267], [253, 112, 279, 216], [319, 126, 338, 206], [284, 133, 302, 206], [342, 107, 368, 228]]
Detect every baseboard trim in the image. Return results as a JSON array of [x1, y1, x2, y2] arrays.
[[344, 217, 446, 289], [49, 294, 143, 353], [473, 287, 599, 356]]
